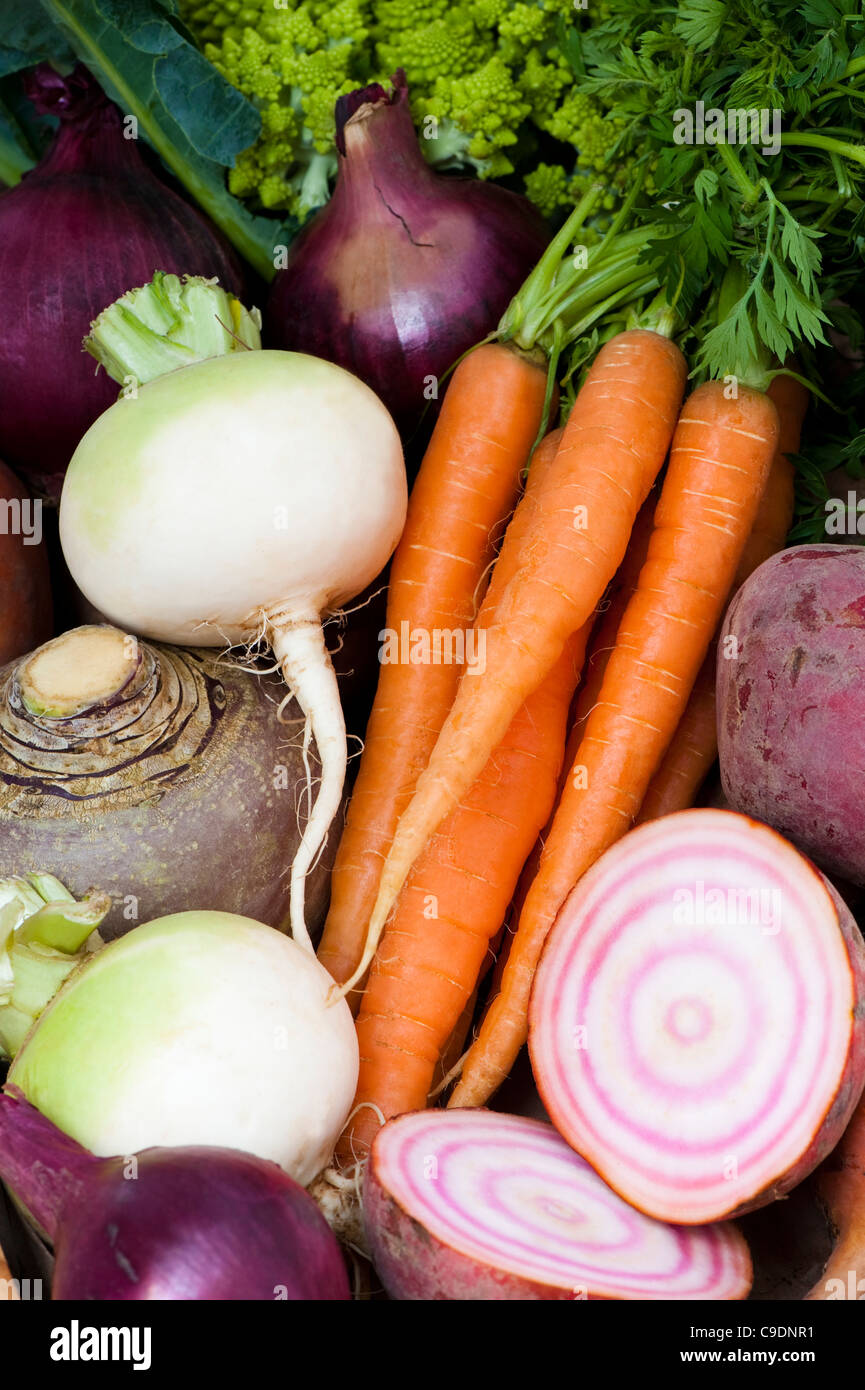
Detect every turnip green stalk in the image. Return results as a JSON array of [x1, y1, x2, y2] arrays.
[[0, 876, 108, 1059], [61, 275, 406, 950], [84, 271, 261, 387]]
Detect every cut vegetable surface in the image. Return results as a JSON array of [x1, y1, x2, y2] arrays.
[[59, 275, 407, 950], [529, 810, 865, 1225], [364, 1109, 752, 1300]]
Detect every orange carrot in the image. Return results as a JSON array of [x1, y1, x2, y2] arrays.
[[479, 486, 659, 1025], [436, 987, 480, 1094], [340, 329, 688, 996], [449, 379, 780, 1106], [440, 426, 567, 1058], [337, 429, 586, 1160], [635, 655, 720, 822], [563, 487, 658, 778], [340, 634, 584, 1162], [637, 374, 807, 823], [317, 343, 548, 996]]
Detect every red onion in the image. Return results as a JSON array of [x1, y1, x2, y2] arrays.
[[265, 72, 548, 439], [0, 65, 245, 499], [529, 810, 865, 1226], [0, 1092, 350, 1300], [364, 1109, 753, 1300]]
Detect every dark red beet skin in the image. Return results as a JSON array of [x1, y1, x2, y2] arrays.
[[265, 72, 548, 439], [0, 65, 244, 498], [718, 544, 865, 884]]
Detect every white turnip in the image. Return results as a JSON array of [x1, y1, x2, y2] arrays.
[[59, 274, 407, 948], [7, 909, 359, 1186]]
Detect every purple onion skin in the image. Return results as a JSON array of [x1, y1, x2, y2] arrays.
[[0, 1093, 350, 1300], [0, 65, 245, 499], [265, 73, 548, 440]]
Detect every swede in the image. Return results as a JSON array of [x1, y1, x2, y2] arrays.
[[59, 275, 407, 949], [0, 625, 340, 938]]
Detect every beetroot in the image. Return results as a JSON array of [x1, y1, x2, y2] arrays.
[[718, 543, 865, 883], [364, 1109, 753, 1300], [528, 809, 865, 1225]]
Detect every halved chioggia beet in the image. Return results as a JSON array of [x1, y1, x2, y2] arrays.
[[363, 1109, 752, 1300], [529, 809, 865, 1226]]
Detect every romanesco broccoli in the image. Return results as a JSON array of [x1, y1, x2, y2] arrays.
[[181, 0, 642, 223]]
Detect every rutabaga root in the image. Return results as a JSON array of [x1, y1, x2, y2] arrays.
[[267, 606, 347, 954]]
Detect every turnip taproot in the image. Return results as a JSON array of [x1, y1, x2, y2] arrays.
[[718, 544, 865, 884], [59, 274, 406, 949], [529, 810, 865, 1225], [0, 626, 339, 938]]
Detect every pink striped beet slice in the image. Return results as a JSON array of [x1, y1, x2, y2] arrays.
[[529, 809, 865, 1225], [364, 1108, 752, 1300]]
